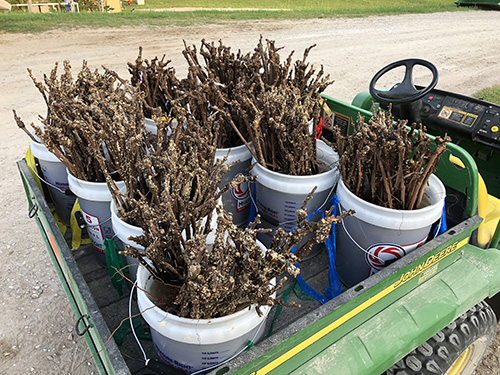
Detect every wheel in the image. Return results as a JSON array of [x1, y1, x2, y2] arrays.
[[385, 301, 497, 375], [369, 59, 438, 104]]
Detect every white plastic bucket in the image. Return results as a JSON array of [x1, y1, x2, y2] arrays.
[[144, 118, 177, 136], [111, 192, 221, 280], [29, 140, 76, 226], [67, 171, 125, 265], [136, 237, 272, 373], [251, 139, 339, 243], [144, 118, 157, 135], [110, 200, 144, 281], [216, 143, 252, 227], [335, 174, 446, 287]]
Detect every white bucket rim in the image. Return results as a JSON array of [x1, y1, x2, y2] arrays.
[[137, 264, 273, 345], [215, 142, 253, 165], [67, 169, 125, 202], [29, 130, 62, 163], [251, 139, 339, 194], [29, 140, 60, 163], [110, 200, 145, 250], [337, 174, 446, 230]]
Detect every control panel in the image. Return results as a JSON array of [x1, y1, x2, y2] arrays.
[[418, 88, 500, 150]]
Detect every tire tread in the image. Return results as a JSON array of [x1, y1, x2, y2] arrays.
[[384, 302, 497, 375]]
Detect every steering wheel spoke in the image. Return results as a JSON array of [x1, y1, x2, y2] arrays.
[[369, 59, 438, 104]]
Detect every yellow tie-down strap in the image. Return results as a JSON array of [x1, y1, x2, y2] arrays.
[[26, 146, 90, 249], [71, 199, 91, 250], [25, 146, 43, 193]]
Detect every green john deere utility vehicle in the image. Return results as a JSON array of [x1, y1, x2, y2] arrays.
[[18, 58, 500, 375]]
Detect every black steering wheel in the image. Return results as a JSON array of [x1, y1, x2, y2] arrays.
[[369, 58, 438, 104]]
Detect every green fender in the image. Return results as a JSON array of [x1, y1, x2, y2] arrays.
[[286, 245, 500, 374], [224, 227, 500, 375]]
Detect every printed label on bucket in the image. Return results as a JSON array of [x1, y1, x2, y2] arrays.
[[284, 200, 300, 221], [201, 350, 228, 366], [41, 166, 70, 191], [156, 346, 194, 373], [53, 181, 70, 190], [81, 208, 105, 254], [365, 237, 427, 275], [231, 182, 250, 213], [155, 343, 230, 372], [256, 200, 298, 231]]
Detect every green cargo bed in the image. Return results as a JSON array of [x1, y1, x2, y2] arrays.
[[17, 96, 500, 375]]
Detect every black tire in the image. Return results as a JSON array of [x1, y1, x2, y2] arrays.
[[385, 301, 497, 375]]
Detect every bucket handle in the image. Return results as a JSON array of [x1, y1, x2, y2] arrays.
[[27, 146, 67, 193], [337, 203, 386, 264], [337, 200, 448, 266]]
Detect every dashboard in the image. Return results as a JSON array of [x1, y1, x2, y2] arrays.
[[418, 88, 500, 151]]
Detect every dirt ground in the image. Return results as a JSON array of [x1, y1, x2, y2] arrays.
[[1, 10, 500, 375]]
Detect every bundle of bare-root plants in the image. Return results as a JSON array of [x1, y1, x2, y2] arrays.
[[330, 106, 451, 210], [120, 37, 350, 318], [14, 60, 147, 184], [15, 38, 352, 320], [111, 110, 351, 318], [128, 37, 334, 176]]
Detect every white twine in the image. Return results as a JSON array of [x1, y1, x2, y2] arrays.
[[338, 204, 386, 263], [27, 146, 66, 193], [129, 280, 267, 374], [250, 180, 338, 227]]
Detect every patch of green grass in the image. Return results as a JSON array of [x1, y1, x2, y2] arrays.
[[1, 1, 467, 34], [132, 0, 450, 10], [473, 84, 500, 105]]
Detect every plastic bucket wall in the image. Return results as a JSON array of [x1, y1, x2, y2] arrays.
[[67, 172, 125, 265], [144, 118, 177, 136], [216, 144, 252, 227], [254, 211, 326, 259], [111, 193, 220, 281], [335, 174, 446, 287], [30, 141, 76, 226], [110, 200, 143, 281], [144, 118, 157, 135], [136, 238, 271, 373], [251, 140, 339, 244]]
